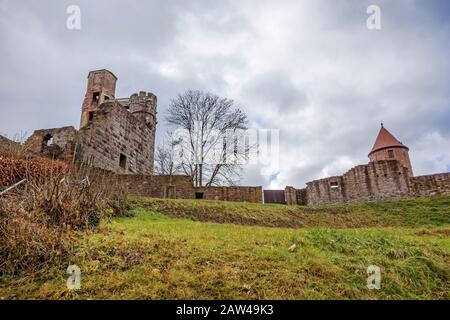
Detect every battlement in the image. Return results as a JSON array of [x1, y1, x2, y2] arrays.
[[128, 91, 157, 129], [129, 91, 157, 112]]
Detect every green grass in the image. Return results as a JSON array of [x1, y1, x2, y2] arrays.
[[1, 196, 449, 300], [129, 195, 450, 228]]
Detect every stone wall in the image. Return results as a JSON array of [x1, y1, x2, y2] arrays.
[[343, 161, 410, 203], [306, 161, 411, 205], [410, 173, 450, 197], [80, 70, 117, 128], [117, 175, 194, 199], [116, 174, 262, 203], [306, 176, 346, 205], [25, 127, 77, 160], [284, 160, 449, 206], [284, 186, 296, 205], [74, 102, 155, 175], [285, 187, 307, 205], [197, 186, 263, 203]]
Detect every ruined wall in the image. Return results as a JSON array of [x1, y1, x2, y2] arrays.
[[116, 174, 262, 203], [75, 101, 155, 175], [284, 187, 307, 205], [410, 173, 450, 197], [25, 127, 77, 160], [306, 176, 346, 205], [117, 175, 194, 199], [297, 188, 307, 205], [306, 160, 411, 205], [344, 161, 410, 203], [80, 70, 117, 128], [197, 186, 263, 203], [285, 187, 296, 205]]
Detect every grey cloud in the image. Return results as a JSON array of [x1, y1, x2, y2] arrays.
[[0, 0, 449, 188]]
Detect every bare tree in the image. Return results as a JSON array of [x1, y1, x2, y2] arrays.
[[154, 135, 182, 178], [166, 90, 249, 187]]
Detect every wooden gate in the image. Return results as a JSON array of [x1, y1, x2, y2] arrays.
[[263, 190, 286, 204]]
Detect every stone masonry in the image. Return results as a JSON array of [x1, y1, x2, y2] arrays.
[[26, 70, 157, 175], [284, 125, 450, 205], [19, 69, 450, 205], [23, 69, 263, 203]]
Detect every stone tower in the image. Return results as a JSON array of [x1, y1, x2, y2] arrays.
[[368, 124, 414, 177], [129, 91, 157, 131], [129, 91, 158, 172], [80, 69, 117, 128]]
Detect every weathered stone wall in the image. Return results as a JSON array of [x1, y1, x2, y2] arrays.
[[346, 161, 410, 203], [410, 173, 450, 197], [197, 186, 263, 203], [306, 161, 411, 205], [117, 175, 194, 199], [284, 187, 307, 205], [80, 70, 117, 128], [116, 174, 262, 203], [298, 188, 307, 205], [74, 101, 155, 175], [25, 127, 77, 160], [285, 186, 296, 205], [306, 176, 346, 205]]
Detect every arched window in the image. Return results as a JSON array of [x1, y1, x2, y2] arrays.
[[43, 134, 54, 147]]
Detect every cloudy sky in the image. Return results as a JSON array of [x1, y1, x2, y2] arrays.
[[0, 0, 449, 188]]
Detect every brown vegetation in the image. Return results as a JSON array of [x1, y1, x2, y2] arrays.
[[0, 144, 129, 275]]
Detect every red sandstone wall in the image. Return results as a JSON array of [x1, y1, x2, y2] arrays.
[[117, 174, 262, 203], [80, 70, 117, 128], [343, 161, 410, 203], [25, 126, 77, 160], [117, 175, 194, 199], [197, 186, 263, 203], [410, 173, 450, 197], [306, 176, 345, 205], [306, 160, 411, 205], [75, 102, 155, 175]]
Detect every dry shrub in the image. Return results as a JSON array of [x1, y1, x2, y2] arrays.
[[0, 200, 72, 274], [0, 158, 130, 275], [0, 133, 29, 159], [0, 156, 68, 188]]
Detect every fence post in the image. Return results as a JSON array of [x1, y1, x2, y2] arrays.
[[0, 179, 27, 197]]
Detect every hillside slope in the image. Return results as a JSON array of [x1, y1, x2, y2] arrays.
[[1, 196, 449, 300], [130, 196, 450, 229]]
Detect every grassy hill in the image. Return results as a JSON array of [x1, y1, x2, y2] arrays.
[[1, 196, 449, 300], [130, 196, 450, 228]]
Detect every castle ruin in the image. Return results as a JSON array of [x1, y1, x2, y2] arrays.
[[26, 69, 157, 175], [20, 69, 450, 205], [285, 125, 450, 205]]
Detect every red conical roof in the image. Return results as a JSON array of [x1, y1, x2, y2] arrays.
[[369, 125, 408, 155]]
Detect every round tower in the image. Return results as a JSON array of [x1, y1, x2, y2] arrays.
[[368, 124, 414, 177], [129, 91, 157, 131], [80, 69, 117, 128]]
